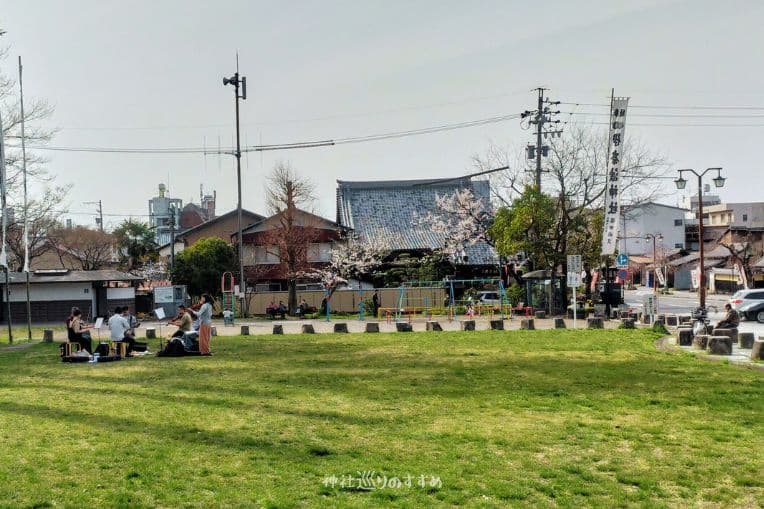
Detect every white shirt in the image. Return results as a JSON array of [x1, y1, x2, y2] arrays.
[[108, 314, 130, 340]]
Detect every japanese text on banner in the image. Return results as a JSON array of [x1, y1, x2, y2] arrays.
[[600, 97, 630, 256]]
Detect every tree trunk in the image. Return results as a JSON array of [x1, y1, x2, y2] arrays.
[[288, 278, 297, 316]]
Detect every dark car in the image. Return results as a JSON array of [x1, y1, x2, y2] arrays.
[[739, 300, 764, 323]]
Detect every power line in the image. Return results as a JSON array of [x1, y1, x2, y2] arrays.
[[560, 101, 764, 111], [9, 112, 521, 155]]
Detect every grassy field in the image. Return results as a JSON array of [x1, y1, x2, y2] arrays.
[[0, 329, 762, 508]]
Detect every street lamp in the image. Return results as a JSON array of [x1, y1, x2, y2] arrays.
[[645, 233, 663, 293], [675, 167, 725, 310]]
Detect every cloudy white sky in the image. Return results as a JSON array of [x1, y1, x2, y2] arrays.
[[2, 0, 763, 228]]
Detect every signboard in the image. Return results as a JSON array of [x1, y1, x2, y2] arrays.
[[655, 267, 666, 287], [643, 294, 659, 317], [154, 307, 166, 320], [567, 255, 582, 288], [616, 253, 629, 268], [617, 269, 628, 281], [154, 286, 174, 304], [600, 97, 630, 256], [690, 267, 700, 290]]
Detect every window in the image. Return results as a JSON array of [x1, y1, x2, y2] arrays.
[[674, 243, 683, 249], [674, 219, 683, 226], [743, 214, 748, 221], [307, 243, 332, 262], [254, 245, 280, 264]]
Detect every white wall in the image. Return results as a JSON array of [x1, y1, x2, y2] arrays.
[[107, 287, 135, 300], [621, 204, 686, 255], [8, 282, 92, 303]]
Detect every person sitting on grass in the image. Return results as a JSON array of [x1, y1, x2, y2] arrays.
[[716, 303, 740, 330]]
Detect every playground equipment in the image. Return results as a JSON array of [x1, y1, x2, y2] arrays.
[[221, 271, 237, 317], [395, 279, 510, 321]]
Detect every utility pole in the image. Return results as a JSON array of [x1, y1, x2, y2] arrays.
[[84, 200, 103, 231], [169, 205, 176, 271], [521, 88, 561, 191], [223, 58, 247, 317]]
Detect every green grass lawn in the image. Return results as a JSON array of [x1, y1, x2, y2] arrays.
[[0, 329, 762, 508]]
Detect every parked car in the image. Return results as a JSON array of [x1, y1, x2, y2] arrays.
[[738, 300, 764, 323], [478, 291, 503, 306], [729, 289, 764, 318]]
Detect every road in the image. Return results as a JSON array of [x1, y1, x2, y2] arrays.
[[624, 288, 764, 337]]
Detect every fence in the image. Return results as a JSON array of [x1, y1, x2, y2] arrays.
[[245, 287, 446, 316]]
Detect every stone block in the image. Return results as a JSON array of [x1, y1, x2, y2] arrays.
[[587, 317, 604, 329], [554, 318, 566, 329], [708, 335, 733, 355], [365, 322, 380, 333], [676, 327, 694, 346], [333, 323, 348, 333], [211, 326, 217, 337], [712, 327, 738, 344], [426, 321, 442, 331], [461, 320, 476, 331], [666, 315, 678, 327], [534, 310, 546, 319], [692, 334, 709, 350], [240, 325, 250, 336], [145, 327, 156, 339], [520, 318, 535, 330], [272, 325, 283, 335], [679, 315, 692, 325], [396, 322, 413, 332], [751, 339, 764, 360], [301, 324, 315, 334], [620, 318, 635, 329], [43, 329, 54, 343], [739, 332, 755, 349], [489, 320, 504, 330]]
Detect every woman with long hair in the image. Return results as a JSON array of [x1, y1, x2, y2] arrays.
[[197, 294, 214, 355]]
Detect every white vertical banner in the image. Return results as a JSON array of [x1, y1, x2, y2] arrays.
[[0, 109, 8, 269], [600, 96, 630, 256]]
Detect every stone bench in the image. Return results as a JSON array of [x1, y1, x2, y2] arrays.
[[490, 320, 504, 330], [145, 327, 157, 339], [708, 335, 733, 355], [620, 318, 635, 329], [426, 321, 442, 331], [365, 322, 380, 333], [396, 322, 413, 332], [692, 334, 709, 350], [272, 324, 284, 334], [738, 332, 754, 349], [240, 325, 250, 336], [534, 310, 546, 319], [460, 320, 475, 331], [676, 327, 694, 346], [43, 329, 54, 343], [554, 318, 566, 329], [520, 318, 535, 330], [211, 326, 217, 337], [587, 317, 604, 329], [751, 339, 764, 360], [666, 315, 678, 327], [333, 323, 348, 333], [301, 324, 315, 334], [711, 327, 738, 345]]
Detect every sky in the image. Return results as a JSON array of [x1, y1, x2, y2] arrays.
[[2, 0, 764, 229]]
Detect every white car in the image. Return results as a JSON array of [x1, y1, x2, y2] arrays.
[[478, 291, 503, 306], [729, 289, 764, 314]]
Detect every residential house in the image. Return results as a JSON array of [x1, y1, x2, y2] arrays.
[[159, 208, 264, 258], [238, 209, 344, 291]]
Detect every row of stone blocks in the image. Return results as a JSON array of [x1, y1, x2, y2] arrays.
[[678, 326, 764, 359]]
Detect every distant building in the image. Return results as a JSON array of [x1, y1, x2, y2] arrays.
[[704, 202, 764, 228], [619, 202, 689, 255], [148, 183, 182, 246]]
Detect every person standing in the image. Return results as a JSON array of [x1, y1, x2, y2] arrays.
[[197, 294, 214, 355], [372, 291, 379, 318]]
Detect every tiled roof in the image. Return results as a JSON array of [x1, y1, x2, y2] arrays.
[[336, 177, 498, 265], [7, 270, 143, 284]]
